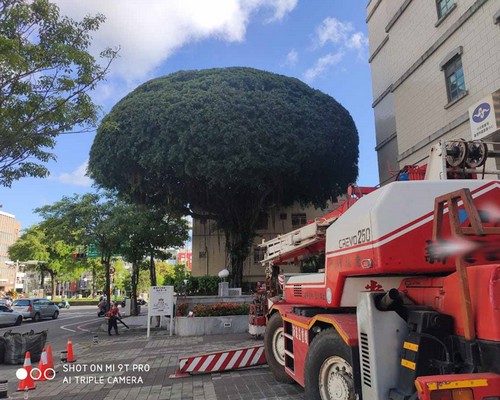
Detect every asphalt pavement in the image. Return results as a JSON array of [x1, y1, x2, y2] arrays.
[[1, 309, 305, 400]]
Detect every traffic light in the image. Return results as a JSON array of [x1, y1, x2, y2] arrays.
[[72, 253, 87, 259]]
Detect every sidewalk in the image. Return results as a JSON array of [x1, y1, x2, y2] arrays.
[[5, 312, 305, 400]]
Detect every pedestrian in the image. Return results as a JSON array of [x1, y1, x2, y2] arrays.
[[106, 302, 120, 336], [97, 299, 106, 317]]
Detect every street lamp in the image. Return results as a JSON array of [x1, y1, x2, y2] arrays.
[[218, 268, 229, 281]]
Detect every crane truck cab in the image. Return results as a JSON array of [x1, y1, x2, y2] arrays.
[[262, 139, 500, 400]]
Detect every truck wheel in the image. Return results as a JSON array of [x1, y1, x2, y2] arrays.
[[264, 313, 294, 383], [304, 329, 357, 400]]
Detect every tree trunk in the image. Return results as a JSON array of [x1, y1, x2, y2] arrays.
[[226, 229, 253, 288], [49, 271, 57, 301], [92, 264, 97, 297], [131, 262, 140, 316], [149, 251, 156, 286], [103, 254, 111, 312], [149, 252, 161, 326]]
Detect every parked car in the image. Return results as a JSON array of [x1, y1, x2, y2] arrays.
[[0, 297, 12, 308], [120, 297, 147, 308], [11, 298, 59, 321], [0, 305, 23, 326]]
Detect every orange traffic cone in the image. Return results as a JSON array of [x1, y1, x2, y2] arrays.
[[17, 352, 36, 391], [67, 338, 76, 362], [46, 344, 54, 370], [36, 348, 54, 381]]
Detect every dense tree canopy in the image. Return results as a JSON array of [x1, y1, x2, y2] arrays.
[[0, 0, 117, 186], [8, 224, 77, 299], [89, 67, 359, 286], [35, 192, 188, 308]]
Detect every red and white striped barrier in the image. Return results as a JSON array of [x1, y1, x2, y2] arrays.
[[170, 345, 266, 378]]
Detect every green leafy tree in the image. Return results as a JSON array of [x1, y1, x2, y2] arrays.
[[118, 204, 188, 314], [35, 193, 124, 309], [88, 67, 359, 287], [8, 224, 74, 299], [0, 0, 117, 187]]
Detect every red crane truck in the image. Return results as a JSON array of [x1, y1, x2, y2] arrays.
[[261, 139, 500, 400]]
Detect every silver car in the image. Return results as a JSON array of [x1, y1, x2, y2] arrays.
[[12, 298, 59, 321], [0, 305, 23, 326]]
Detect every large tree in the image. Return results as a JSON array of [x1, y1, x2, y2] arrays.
[[116, 203, 189, 315], [8, 224, 75, 299], [88, 67, 359, 287], [35, 193, 124, 307], [0, 0, 117, 187]]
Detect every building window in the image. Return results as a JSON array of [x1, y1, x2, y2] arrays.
[[253, 247, 266, 264], [436, 0, 454, 19], [255, 212, 268, 230], [444, 55, 466, 102], [291, 213, 307, 229]]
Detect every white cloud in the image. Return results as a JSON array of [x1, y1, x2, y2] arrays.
[[285, 49, 298, 66], [53, 0, 297, 84], [304, 51, 344, 83], [304, 17, 368, 81], [264, 0, 297, 22], [56, 162, 93, 187], [315, 17, 353, 47], [346, 32, 369, 50]]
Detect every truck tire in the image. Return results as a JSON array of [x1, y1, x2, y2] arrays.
[[304, 329, 357, 400], [264, 313, 294, 383]]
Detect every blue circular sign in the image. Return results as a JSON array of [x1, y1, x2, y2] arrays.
[[472, 102, 491, 123]]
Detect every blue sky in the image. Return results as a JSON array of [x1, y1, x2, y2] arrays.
[[1, 0, 377, 231]]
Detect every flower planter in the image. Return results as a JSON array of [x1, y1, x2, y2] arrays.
[[175, 315, 249, 336]]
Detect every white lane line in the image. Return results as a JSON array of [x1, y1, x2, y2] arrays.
[[60, 318, 102, 333]]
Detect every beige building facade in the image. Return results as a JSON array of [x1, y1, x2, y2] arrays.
[[0, 210, 21, 293], [191, 203, 334, 283], [367, 0, 500, 184]]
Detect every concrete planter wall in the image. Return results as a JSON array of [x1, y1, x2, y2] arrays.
[[176, 295, 252, 310], [175, 315, 248, 336]]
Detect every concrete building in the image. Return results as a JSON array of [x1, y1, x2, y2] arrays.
[[0, 210, 21, 293], [367, 0, 500, 184], [191, 203, 334, 284]]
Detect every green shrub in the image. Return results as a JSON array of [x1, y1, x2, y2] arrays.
[[196, 275, 220, 295], [192, 302, 250, 317]]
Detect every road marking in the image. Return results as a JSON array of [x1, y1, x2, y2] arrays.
[[61, 318, 102, 332]]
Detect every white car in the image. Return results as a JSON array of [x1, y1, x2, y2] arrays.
[[0, 305, 23, 326]]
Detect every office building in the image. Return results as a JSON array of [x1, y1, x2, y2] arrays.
[[367, 0, 500, 183]]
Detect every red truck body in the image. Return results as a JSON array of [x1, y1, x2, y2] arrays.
[[261, 141, 500, 400]]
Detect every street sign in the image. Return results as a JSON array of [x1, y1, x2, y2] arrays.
[[147, 286, 175, 338], [87, 244, 100, 258]]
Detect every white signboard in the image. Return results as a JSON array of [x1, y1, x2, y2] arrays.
[[147, 286, 174, 337], [149, 286, 174, 316], [469, 94, 499, 140]]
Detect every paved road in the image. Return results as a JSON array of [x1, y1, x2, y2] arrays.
[[0, 307, 306, 399], [0, 305, 103, 352]]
